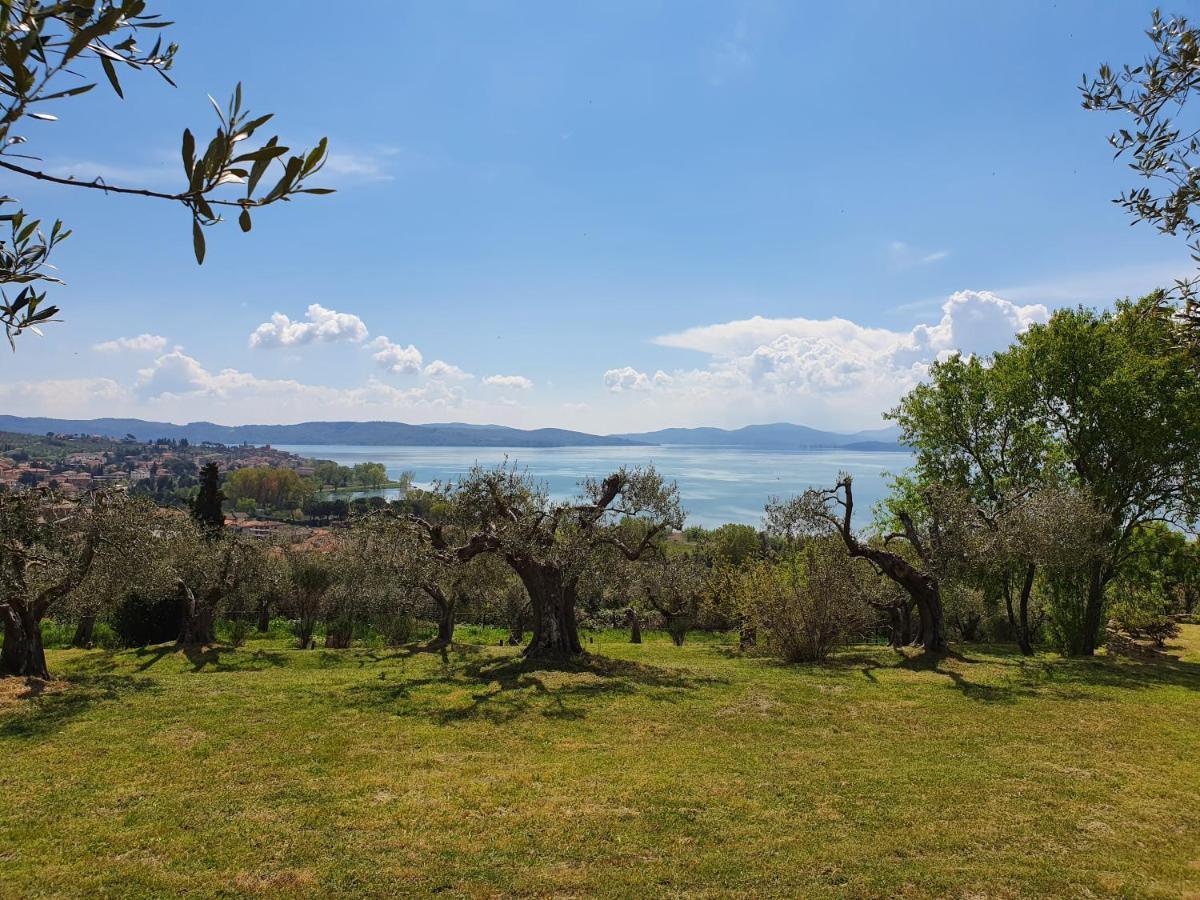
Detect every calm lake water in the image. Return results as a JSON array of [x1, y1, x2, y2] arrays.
[[277, 444, 913, 528]]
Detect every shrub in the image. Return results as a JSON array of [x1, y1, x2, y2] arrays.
[[1042, 569, 1104, 656], [1108, 584, 1179, 648], [744, 538, 869, 663], [112, 591, 182, 648]]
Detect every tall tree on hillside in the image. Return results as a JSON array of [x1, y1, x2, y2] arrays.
[[889, 354, 1053, 653], [0, 1, 331, 348], [191, 463, 224, 534], [408, 463, 682, 659], [994, 296, 1200, 654]]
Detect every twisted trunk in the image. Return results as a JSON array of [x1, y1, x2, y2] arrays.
[[423, 583, 456, 646], [72, 614, 97, 648], [626, 608, 642, 644], [513, 560, 582, 658], [1, 603, 48, 680], [827, 479, 945, 654], [177, 581, 217, 646]]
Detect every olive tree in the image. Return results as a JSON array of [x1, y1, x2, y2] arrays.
[[408, 462, 682, 659], [0, 488, 158, 677], [995, 298, 1200, 653], [766, 475, 947, 653], [0, 1, 330, 347], [1081, 9, 1200, 342]]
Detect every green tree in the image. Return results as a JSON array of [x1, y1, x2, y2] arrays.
[[0, 1, 331, 347], [890, 353, 1054, 653], [190, 462, 225, 534], [409, 463, 682, 658], [352, 462, 388, 488], [996, 297, 1200, 653]]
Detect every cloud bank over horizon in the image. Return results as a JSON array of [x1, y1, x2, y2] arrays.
[[3, 291, 1049, 432]]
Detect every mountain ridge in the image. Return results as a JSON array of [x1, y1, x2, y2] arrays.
[[0, 415, 907, 451]]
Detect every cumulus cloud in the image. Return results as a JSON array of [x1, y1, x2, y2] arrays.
[[483, 374, 534, 390], [92, 334, 168, 354], [132, 352, 467, 415], [368, 336, 423, 375], [423, 360, 473, 382], [613, 290, 1050, 430], [249, 303, 368, 349], [604, 366, 653, 392]]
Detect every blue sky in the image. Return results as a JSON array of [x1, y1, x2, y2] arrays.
[[0, 0, 1189, 433]]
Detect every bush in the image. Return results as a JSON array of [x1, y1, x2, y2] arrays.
[[743, 539, 869, 663], [112, 592, 182, 648], [1042, 569, 1105, 656], [1108, 584, 1179, 648]]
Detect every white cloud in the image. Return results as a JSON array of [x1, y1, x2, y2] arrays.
[[614, 290, 1050, 430], [0, 377, 131, 417], [249, 303, 368, 349], [132, 352, 468, 415], [423, 359, 473, 382], [604, 366, 653, 392], [483, 374, 534, 390], [368, 336, 423, 375], [93, 334, 168, 354]]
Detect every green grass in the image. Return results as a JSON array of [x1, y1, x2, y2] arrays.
[[1, 627, 1199, 898]]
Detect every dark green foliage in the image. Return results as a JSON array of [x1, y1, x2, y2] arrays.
[[111, 592, 182, 648], [190, 462, 225, 533]]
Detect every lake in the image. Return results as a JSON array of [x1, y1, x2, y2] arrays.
[[277, 444, 913, 529]]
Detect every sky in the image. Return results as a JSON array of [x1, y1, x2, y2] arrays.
[[0, 0, 1191, 434]]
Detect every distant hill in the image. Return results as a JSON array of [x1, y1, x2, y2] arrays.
[[0, 416, 908, 451], [0, 416, 644, 448], [615, 422, 907, 451]]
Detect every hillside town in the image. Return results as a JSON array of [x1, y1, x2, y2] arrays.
[[0, 430, 369, 545]]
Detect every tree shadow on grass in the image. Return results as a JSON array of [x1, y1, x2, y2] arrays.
[[343, 651, 726, 726], [131, 643, 290, 674], [0, 672, 158, 740]]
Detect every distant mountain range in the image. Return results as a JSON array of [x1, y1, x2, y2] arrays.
[[0, 415, 907, 451], [614, 422, 904, 451]]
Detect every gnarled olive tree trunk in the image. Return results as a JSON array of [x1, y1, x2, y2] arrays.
[[512, 560, 582, 659], [1, 603, 49, 680], [176, 581, 217, 646], [423, 583, 456, 646], [626, 608, 642, 644]]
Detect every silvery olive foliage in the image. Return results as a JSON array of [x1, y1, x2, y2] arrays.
[[1081, 9, 1200, 343], [0, 1, 331, 347]]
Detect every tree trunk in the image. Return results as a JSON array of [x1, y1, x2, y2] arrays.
[[1017, 563, 1036, 656], [506, 607, 526, 645], [176, 582, 216, 646], [514, 561, 582, 658], [738, 621, 756, 648], [1, 604, 49, 680], [324, 622, 353, 649], [72, 614, 97, 648], [256, 600, 271, 633], [626, 608, 642, 644], [1079, 561, 1106, 656], [435, 602, 455, 646], [1002, 570, 1017, 636]]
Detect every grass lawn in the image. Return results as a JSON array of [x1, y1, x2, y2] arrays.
[[1, 627, 1198, 898]]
